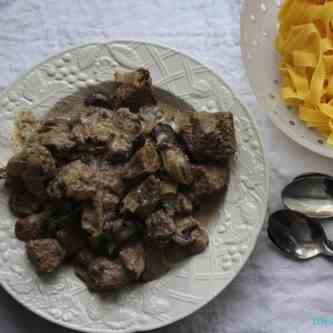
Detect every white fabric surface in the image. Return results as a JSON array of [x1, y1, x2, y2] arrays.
[[0, 1, 333, 332]]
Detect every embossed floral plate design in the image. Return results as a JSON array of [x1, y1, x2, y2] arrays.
[[241, 0, 333, 158], [0, 41, 268, 332]]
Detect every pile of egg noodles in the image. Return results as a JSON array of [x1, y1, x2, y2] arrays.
[[277, 0, 333, 144]]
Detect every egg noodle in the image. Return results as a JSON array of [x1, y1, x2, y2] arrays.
[[277, 0, 333, 144]]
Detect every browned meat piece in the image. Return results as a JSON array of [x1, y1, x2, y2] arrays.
[[71, 112, 115, 153], [15, 212, 48, 241], [104, 218, 139, 244], [111, 69, 156, 113], [162, 193, 193, 217], [26, 239, 65, 273], [141, 244, 170, 282], [123, 142, 161, 183], [97, 169, 125, 197], [145, 209, 176, 246], [84, 93, 113, 109], [181, 112, 236, 163], [74, 248, 96, 287], [72, 108, 143, 162], [190, 164, 228, 204], [88, 257, 133, 291], [121, 175, 161, 218], [119, 241, 145, 279], [9, 191, 42, 217], [38, 122, 76, 156], [48, 160, 96, 200], [107, 109, 143, 162], [56, 224, 86, 257], [7, 144, 56, 198], [114, 68, 152, 88]]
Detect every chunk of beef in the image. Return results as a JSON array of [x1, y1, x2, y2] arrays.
[[15, 212, 48, 241], [48, 160, 96, 200], [111, 69, 156, 113], [107, 109, 143, 162], [72, 108, 143, 162], [26, 239, 65, 273], [119, 241, 145, 279], [84, 93, 113, 109], [9, 191, 42, 217], [71, 112, 114, 149], [190, 164, 228, 204], [104, 218, 139, 244], [123, 142, 161, 183], [38, 122, 76, 156], [121, 175, 161, 218], [56, 224, 86, 257], [145, 209, 176, 246], [88, 258, 133, 291], [141, 244, 170, 282], [96, 166, 126, 197], [74, 248, 96, 287], [114, 68, 152, 88], [181, 112, 236, 162], [7, 144, 56, 198]]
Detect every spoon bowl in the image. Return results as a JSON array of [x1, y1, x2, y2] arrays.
[[268, 210, 333, 260], [282, 174, 333, 219]]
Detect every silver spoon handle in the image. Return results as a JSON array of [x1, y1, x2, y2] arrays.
[[322, 241, 333, 257]]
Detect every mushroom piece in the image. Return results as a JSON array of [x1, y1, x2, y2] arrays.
[[123, 142, 161, 184], [26, 239, 65, 273], [121, 175, 161, 218], [161, 147, 193, 185], [153, 124, 193, 185], [172, 216, 199, 247]]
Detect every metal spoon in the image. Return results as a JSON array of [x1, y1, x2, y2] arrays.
[[282, 174, 333, 219], [268, 210, 333, 259]]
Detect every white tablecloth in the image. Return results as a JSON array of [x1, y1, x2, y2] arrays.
[[1, 1, 333, 332]]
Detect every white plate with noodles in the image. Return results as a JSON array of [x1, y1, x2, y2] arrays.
[[241, 0, 333, 159]]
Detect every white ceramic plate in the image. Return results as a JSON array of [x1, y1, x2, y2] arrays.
[[241, 0, 333, 158], [0, 41, 268, 332]]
